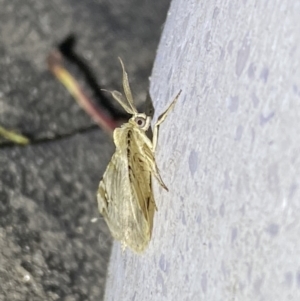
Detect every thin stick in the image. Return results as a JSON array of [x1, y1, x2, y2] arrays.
[[0, 126, 30, 145], [47, 50, 118, 135]]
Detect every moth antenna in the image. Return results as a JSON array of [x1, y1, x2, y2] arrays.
[[101, 89, 135, 114], [118, 57, 138, 114]]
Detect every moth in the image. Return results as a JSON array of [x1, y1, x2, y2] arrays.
[[97, 58, 181, 253]]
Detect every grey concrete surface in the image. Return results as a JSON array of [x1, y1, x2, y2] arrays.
[[105, 1, 300, 300], [0, 0, 170, 300]]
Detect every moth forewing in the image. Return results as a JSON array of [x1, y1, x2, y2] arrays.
[[97, 58, 180, 253], [97, 124, 155, 253]]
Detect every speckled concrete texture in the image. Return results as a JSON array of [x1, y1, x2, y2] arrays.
[[105, 1, 300, 300]]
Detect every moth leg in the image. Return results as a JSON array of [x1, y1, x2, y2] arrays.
[[137, 148, 168, 191], [153, 169, 168, 191], [152, 90, 182, 151]]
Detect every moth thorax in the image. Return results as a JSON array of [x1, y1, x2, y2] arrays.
[[131, 113, 151, 131]]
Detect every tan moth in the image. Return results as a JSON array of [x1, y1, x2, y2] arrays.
[[97, 58, 181, 253]]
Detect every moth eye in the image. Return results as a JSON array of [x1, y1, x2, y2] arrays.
[[135, 117, 146, 128]]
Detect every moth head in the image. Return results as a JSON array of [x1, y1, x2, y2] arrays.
[[131, 113, 151, 131]]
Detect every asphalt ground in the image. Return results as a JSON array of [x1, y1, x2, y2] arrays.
[[0, 1, 170, 300]]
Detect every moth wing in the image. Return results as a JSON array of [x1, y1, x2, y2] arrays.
[[128, 132, 157, 235], [97, 151, 125, 243], [97, 126, 155, 253]]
